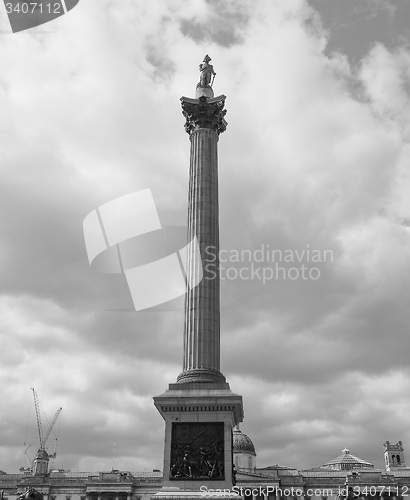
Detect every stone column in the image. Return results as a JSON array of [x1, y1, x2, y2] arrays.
[[153, 63, 243, 493], [177, 94, 227, 385]]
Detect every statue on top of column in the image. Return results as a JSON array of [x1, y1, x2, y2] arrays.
[[198, 54, 216, 89]]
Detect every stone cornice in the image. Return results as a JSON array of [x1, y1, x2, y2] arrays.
[[180, 95, 227, 135]]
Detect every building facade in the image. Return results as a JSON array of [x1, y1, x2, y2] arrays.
[[2, 440, 410, 500]]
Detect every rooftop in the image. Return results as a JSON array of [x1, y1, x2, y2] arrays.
[[322, 448, 374, 470]]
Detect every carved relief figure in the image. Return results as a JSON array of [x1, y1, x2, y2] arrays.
[[198, 446, 212, 476]]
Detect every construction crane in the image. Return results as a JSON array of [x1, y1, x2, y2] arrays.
[[31, 388, 62, 457], [19, 444, 33, 472]]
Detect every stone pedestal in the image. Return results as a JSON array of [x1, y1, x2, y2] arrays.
[[154, 383, 243, 489], [195, 86, 214, 99]]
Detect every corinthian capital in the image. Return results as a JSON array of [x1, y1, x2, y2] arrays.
[[180, 95, 227, 136]]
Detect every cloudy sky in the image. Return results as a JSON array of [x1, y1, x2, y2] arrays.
[[1, 0, 410, 474]]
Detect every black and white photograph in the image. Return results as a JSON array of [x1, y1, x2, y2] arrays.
[[1, 1, 410, 499]]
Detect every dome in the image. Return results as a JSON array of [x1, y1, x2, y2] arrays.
[[322, 448, 373, 470], [233, 425, 256, 456]]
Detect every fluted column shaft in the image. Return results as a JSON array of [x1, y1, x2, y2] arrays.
[[177, 95, 227, 384], [184, 128, 221, 378]]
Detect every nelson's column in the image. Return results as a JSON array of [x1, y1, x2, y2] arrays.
[[154, 56, 244, 493]]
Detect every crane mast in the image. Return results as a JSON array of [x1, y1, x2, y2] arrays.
[[43, 407, 62, 450], [31, 388, 62, 452], [31, 388, 44, 450]]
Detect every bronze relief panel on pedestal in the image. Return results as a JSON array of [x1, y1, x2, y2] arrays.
[[170, 422, 225, 480]]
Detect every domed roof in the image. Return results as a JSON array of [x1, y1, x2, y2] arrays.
[[322, 448, 373, 470], [233, 425, 256, 456], [34, 449, 49, 460]]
